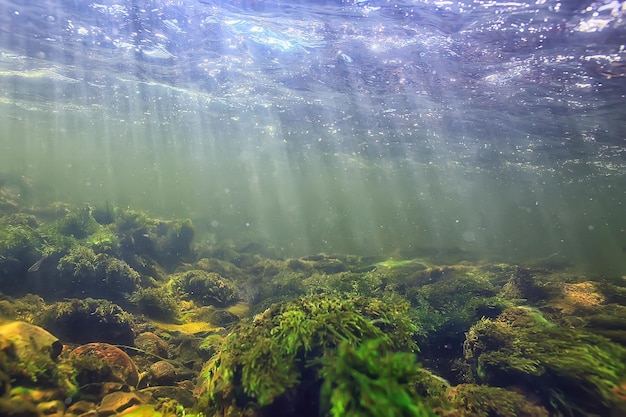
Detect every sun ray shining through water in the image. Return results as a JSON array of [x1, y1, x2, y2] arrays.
[[0, 1, 625, 269], [2, 2, 626, 416]]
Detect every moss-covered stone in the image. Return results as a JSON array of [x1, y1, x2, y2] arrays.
[[113, 209, 195, 270], [56, 205, 100, 239], [399, 266, 509, 382], [129, 286, 179, 321], [464, 306, 626, 416], [198, 294, 419, 417], [0, 222, 43, 292], [0, 321, 67, 390], [446, 384, 549, 417], [303, 270, 383, 297], [170, 270, 238, 307], [35, 298, 135, 346], [57, 246, 140, 301]]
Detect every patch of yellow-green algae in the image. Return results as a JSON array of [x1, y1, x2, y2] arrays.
[[151, 320, 220, 335], [226, 301, 249, 317], [373, 258, 430, 270]]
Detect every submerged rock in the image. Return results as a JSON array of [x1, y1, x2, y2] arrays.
[[141, 360, 194, 388], [0, 320, 63, 387], [129, 286, 180, 321], [96, 390, 150, 417], [140, 386, 195, 408], [134, 332, 169, 360], [464, 306, 626, 416], [0, 396, 40, 417], [35, 298, 135, 346], [197, 294, 424, 417], [56, 246, 141, 302], [69, 343, 139, 388], [170, 269, 238, 307], [446, 384, 549, 417]]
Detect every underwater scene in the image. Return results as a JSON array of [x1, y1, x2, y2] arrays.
[[1, 0, 626, 416]]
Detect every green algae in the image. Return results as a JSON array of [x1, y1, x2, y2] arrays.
[[319, 338, 436, 417], [464, 307, 626, 416], [199, 294, 419, 416]]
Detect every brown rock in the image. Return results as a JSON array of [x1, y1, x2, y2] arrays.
[[140, 386, 196, 408], [36, 400, 65, 417], [148, 361, 178, 386], [77, 382, 129, 405], [0, 320, 62, 360], [0, 397, 40, 417], [65, 400, 96, 415], [134, 332, 169, 359], [96, 391, 149, 417], [0, 321, 63, 386], [69, 343, 139, 387]]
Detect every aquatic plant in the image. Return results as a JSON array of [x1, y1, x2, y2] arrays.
[[84, 226, 120, 255], [170, 270, 238, 307], [319, 338, 436, 417], [157, 218, 195, 266], [0, 222, 41, 288], [464, 306, 626, 416], [446, 384, 549, 417], [129, 287, 180, 321], [56, 204, 101, 239], [303, 270, 383, 298], [57, 245, 140, 301], [113, 208, 195, 270], [36, 298, 136, 345], [198, 294, 418, 417], [399, 266, 509, 382], [198, 334, 225, 357]]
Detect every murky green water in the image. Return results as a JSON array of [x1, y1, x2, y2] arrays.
[[2, 72, 625, 275]]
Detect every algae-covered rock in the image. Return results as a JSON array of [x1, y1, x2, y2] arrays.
[[134, 332, 169, 360], [400, 265, 509, 381], [198, 294, 421, 417], [170, 270, 238, 307], [69, 342, 139, 388], [55, 205, 101, 239], [0, 300, 17, 320], [36, 298, 135, 345], [464, 306, 626, 416], [129, 286, 179, 321], [319, 270, 384, 296], [500, 267, 564, 303], [57, 246, 140, 302], [0, 321, 62, 387], [0, 221, 43, 293], [113, 209, 195, 270], [446, 384, 549, 417]]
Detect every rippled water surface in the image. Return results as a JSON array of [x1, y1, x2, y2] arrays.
[[1, 0, 625, 273]]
